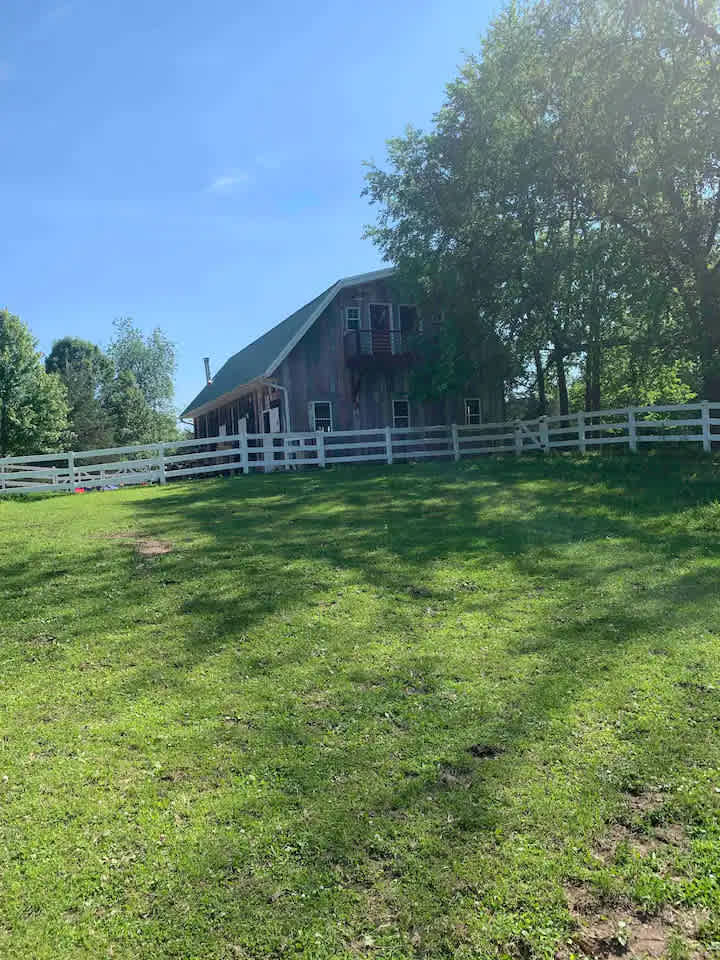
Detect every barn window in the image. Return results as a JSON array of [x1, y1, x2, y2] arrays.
[[392, 398, 410, 429], [465, 398, 482, 425], [310, 401, 333, 432], [345, 306, 360, 331]]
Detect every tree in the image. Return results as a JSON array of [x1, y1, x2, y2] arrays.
[[45, 337, 114, 450], [102, 370, 154, 446], [0, 310, 69, 457], [107, 318, 177, 439], [364, 0, 720, 409], [544, 0, 720, 398]]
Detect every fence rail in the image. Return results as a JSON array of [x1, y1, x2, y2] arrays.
[[1, 402, 718, 496]]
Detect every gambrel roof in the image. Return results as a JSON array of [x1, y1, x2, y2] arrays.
[[181, 267, 394, 418]]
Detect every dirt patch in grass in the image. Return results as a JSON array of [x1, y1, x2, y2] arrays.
[[627, 790, 666, 817], [562, 886, 709, 959], [94, 531, 172, 556], [135, 539, 172, 557], [566, 791, 699, 957]]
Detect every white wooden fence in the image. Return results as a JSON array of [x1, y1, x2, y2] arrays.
[[1, 402, 718, 496]]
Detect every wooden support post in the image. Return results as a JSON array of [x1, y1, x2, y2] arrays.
[[263, 433, 274, 473], [577, 412, 586, 455], [385, 426, 393, 465], [628, 408, 637, 452], [451, 423, 460, 462], [316, 430, 326, 468], [701, 400, 711, 453], [157, 443, 167, 485], [539, 416, 550, 453], [68, 451, 76, 488], [514, 421, 523, 456], [240, 432, 249, 474]]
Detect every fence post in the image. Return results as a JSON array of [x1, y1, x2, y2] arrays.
[[577, 412, 586, 455], [68, 451, 76, 488], [514, 421, 523, 456], [451, 423, 460, 462], [316, 430, 326, 468], [263, 433, 273, 473], [157, 443, 167, 485], [385, 426, 393, 465], [539, 416, 549, 453], [240, 432, 249, 474], [628, 408, 638, 452], [701, 400, 711, 453]]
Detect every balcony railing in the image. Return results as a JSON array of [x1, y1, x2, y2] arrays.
[[344, 329, 410, 359]]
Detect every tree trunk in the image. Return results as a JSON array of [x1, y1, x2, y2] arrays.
[[534, 346, 547, 415], [556, 352, 569, 416], [585, 332, 602, 410]]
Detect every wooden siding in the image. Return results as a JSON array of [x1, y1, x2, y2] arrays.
[[195, 277, 505, 435]]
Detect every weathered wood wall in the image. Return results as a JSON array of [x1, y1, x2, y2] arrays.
[[194, 277, 505, 436]]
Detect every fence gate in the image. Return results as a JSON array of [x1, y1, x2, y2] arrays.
[[518, 421, 544, 451]]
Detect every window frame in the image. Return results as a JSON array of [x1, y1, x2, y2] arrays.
[[344, 305, 361, 331], [369, 302, 393, 331], [310, 400, 334, 432], [464, 397, 482, 425], [392, 397, 411, 430]]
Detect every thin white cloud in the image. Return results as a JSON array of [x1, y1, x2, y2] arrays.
[[207, 172, 251, 193]]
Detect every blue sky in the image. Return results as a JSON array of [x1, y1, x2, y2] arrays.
[[1, 0, 495, 413]]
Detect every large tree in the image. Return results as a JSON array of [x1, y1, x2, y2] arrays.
[[0, 310, 69, 457], [544, 0, 720, 398], [45, 337, 114, 450], [107, 318, 177, 439], [365, 0, 719, 409]]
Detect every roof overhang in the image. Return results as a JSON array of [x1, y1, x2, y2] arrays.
[[182, 377, 263, 420]]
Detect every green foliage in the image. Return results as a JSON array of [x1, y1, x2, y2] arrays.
[[107, 318, 177, 439], [46, 337, 115, 450], [569, 349, 698, 410], [101, 370, 154, 446], [0, 310, 69, 457], [1, 456, 720, 956], [42, 322, 181, 450], [365, 0, 720, 410]]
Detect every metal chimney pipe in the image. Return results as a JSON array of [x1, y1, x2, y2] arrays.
[[203, 357, 212, 383]]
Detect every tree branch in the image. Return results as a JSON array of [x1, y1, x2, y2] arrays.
[[674, 1, 720, 44]]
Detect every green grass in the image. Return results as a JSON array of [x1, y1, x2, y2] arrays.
[[1, 453, 719, 959]]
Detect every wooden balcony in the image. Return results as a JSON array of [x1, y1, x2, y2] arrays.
[[344, 329, 412, 368]]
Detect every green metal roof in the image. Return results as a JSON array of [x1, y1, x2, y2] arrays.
[[181, 268, 394, 418]]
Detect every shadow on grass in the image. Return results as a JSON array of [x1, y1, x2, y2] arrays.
[[3, 451, 720, 956]]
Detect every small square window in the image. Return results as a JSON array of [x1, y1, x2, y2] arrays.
[[393, 398, 410, 429], [311, 401, 333, 432], [345, 306, 360, 331], [465, 398, 481, 425]]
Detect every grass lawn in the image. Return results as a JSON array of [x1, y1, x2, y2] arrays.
[[1, 454, 720, 959]]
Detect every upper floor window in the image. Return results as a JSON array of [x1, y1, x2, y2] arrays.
[[370, 303, 391, 330], [393, 398, 410, 429], [310, 401, 333, 432], [398, 305, 418, 334], [465, 398, 482, 425], [345, 306, 360, 331]]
